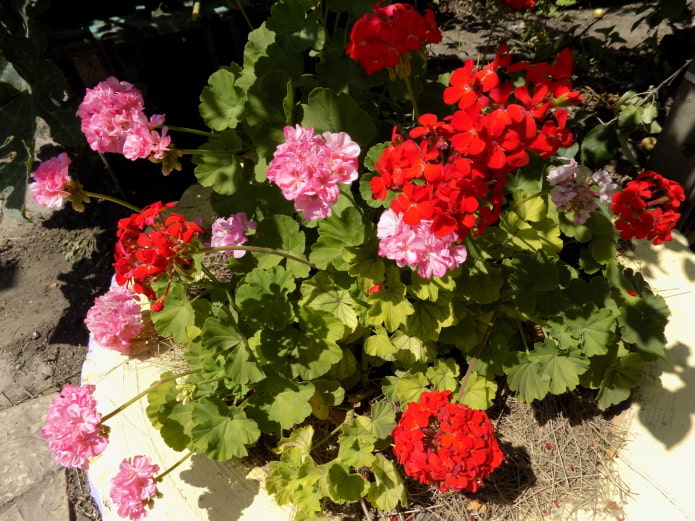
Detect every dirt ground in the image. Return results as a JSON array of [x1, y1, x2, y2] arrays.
[[0, 1, 693, 520]]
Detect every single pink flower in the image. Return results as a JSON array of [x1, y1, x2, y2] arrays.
[[377, 209, 467, 278], [40, 384, 109, 470], [547, 162, 617, 225], [85, 285, 144, 354], [110, 455, 160, 520], [78, 76, 169, 163], [267, 125, 361, 220], [210, 212, 257, 257], [29, 153, 72, 208]]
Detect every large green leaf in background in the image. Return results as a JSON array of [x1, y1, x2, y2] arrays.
[[191, 397, 260, 460]]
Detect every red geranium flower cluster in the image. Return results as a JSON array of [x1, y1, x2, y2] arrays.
[[114, 202, 204, 311], [501, 0, 536, 10], [392, 390, 504, 493], [611, 171, 685, 245], [371, 45, 582, 245], [345, 3, 442, 75]]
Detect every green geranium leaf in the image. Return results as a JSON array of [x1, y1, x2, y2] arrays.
[[301, 87, 376, 146], [596, 353, 650, 408], [266, 449, 324, 512], [257, 308, 344, 380], [276, 424, 315, 460], [364, 330, 397, 360], [344, 239, 386, 292], [580, 123, 619, 169], [392, 331, 435, 365], [310, 207, 365, 270], [585, 211, 617, 265], [368, 454, 408, 511], [564, 303, 617, 356], [269, 382, 316, 430], [405, 295, 455, 341], [0, 93, 33, 219], [146, 371, 176, 430], [382, 372, 429, 406], [530, 338, 590, 395], [325, 462, 368, 504], [367, 265, 414, 331], [499, 211, 563, 256], [503, 251, 560, 315], [300, 272, 359, 332], [191, 397, 260, 460], [426, 358, 461, 393], [309, 379, 345, 420], [145, 372, 193, 451], [192, 129, 244, 195], [459, 371, 498, 410], [200, 310, 243, 354], [199, 65, 246, 130], [369, 402, 397, 445], [151, 283, 202, 344], [246, 69, 293, 160], [235, 265, 296, 330], [457, 259, 503, 304], [338, 417, 377, 468], [618, 292, 670, 358], [253, 214, 310, 278], [504, 351, 550, 403]]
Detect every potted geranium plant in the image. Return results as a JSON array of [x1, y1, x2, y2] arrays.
[[33, 1, 683, 519]]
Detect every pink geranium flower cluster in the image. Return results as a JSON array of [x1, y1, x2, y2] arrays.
[[377, 208, 468, 278], [78, 77, 172, 163], [547, 161, 618, 225], [85, 285, 144, 354], [40, 384, 109, 470], [110, 455, 160, 520], [267, 125, 360, 220], [210, 212, 257, 257], [28, 153, 73, 208]]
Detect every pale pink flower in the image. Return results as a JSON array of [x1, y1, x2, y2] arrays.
[[78, 76, 169, 162], [210, 212, 257, 257], [85, 285, 143, 354], [40, 384, 108, 470], [29, 153, 72, 208], [110, 455, 160, 520], [547, 162, 618, 225], [267, 125, 361, 220], [377, 209, 467, 278]]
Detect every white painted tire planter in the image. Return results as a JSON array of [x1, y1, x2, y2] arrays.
[[81, 332, 295, 521], [81, 231, 695, 521]]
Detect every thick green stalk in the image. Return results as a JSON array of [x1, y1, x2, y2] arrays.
[[101, 369, 199, 423], [197, 245, 319, 270], [83, 191, 142, 213]]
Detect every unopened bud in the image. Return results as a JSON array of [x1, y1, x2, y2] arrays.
[[640, 136, 657, 151], [593, 8, 606, 19]]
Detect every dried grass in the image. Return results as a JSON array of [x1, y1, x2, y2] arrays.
[[376, 391, 631, 521]]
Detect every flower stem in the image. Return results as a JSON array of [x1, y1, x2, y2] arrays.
[[176, 149, 238, 156], [154, 451, 194, 482], [455, 314, 495, 404], [403, 74, 420, 121], [233, 0, 254, 31], [101, 369, 199, 422], [508, 191, 544, 212], [164, 125, 215, 138], [83, 191, 142, 213], [196, 245, 319, 270]]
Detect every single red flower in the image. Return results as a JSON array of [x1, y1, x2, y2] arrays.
[[611, 171, 685, 245], [114, 202, 204, 309], [392, 390, 504, 493], [346, 3, 442, 75], [501, 0, 536, 10]]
